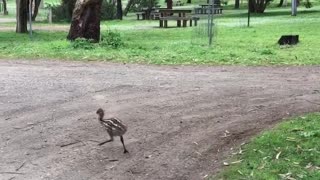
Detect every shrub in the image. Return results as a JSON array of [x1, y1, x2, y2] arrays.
[[71, 38, 95, 49], [100, 31, 123, 49]]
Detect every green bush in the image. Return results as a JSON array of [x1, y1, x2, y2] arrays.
[[130, 0, 159, 12], [101, 0, 117, 20], [100, 31, 124, 49], [71, 38, 95, 49]]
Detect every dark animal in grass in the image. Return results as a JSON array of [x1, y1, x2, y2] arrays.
[[278, 35, 299, 45], [96, 108, 129, 153]]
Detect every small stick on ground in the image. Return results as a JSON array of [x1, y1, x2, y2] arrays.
[[59, 140, 81, 147], [15, 161, 26, 171]]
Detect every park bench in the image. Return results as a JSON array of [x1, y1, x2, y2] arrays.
[[136, 12, 146, 20], [159, 16, 199, 28]]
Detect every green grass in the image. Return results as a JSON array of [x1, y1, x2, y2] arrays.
[[216, 113, 320, 180], [0, 6, 320, 65]]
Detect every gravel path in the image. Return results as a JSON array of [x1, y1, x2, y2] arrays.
[[1, 60, 320, 180]]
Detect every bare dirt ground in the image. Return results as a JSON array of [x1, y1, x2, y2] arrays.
[[1, 60, 320, 180]]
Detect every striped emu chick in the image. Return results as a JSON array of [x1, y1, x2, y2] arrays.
[[96, 108, 129, 153]]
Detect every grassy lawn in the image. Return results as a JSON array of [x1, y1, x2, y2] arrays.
[[216, 113, 320, 180], [1, 3, 320, 65]]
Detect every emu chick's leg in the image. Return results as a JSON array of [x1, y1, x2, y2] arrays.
[[120, 136, 129, 153], [98, 132, 114, 146], [98, 139, 113, 146]]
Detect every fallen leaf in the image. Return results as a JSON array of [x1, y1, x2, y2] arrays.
[[230, 160, 243, 164], [237, 170, 243, 175], [276, 151, 282, 160]]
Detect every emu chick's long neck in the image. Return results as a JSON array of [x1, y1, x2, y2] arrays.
[[98, 113, 104, 121]]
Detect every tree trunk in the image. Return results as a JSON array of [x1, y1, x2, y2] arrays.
[[32, 0, 41, 21], [235, 0, 240, 9], [278, 0, 284, 7], [167, 0, 172, 9], [2, 0, 8, 15], [187, 0, 191, 3], [16, 0, 28, 33], [249, 0, 269, 13], [116, 0, 122, 20], [123, 0, 133, 16], [67, 0, 102, 42]]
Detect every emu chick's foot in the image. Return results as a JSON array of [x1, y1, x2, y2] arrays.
[[124, 149, 129, 154]]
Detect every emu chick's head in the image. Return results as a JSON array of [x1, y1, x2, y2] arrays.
[[96, 108, 104, 118]]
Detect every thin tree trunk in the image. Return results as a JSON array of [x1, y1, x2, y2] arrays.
[[67, 0, 102, 42], [167, 0, 172, 9], [32, 0, 41, 21], [2, 0, 8, 15], [16, 0, 28, 33], [123, 0, 133, 16], [278, 0, 284, 7], [116, 0, 122, 20], [235, 0, 240, 9]]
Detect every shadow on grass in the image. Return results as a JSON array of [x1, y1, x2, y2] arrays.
[[218, 9, 320, 19], [0, 31, 67, 43]]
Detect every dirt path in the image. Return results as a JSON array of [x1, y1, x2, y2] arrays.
[[1, 60, 320, 180]]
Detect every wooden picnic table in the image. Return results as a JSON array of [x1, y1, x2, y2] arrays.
[[159, 9, 192, 17], [199, 4, 220, 8], [195, 4, 223, 14], [136, 6, 163, 20], [158, 9, 198, 28]]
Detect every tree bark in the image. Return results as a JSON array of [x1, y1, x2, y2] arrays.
[[2, 0, 8, 15], [67, 0, 102, 42], [16, 0, 28, 33], [116, 0, 122, 20], [123, 0, 133, 16], [249, 0, 270, 13], [166, 0, 172, 9], [235, 0, 240, 9], [32, 0, 41, 21]]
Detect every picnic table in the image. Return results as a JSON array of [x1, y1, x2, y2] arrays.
[[159, 9, 199, 28], [194, 4, 223, 14], [136, 6, 163, 20]]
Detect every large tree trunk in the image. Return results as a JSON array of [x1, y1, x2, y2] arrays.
[[32, 0, 41, 21], [2, 0, 8, 15], [249, 0, 270, 13], [235, 0, 240, 9], [123, 0, 133, 16], [67, 0, 102, 42], [16, 0, 28, 33], [116, 0, 122, 20]]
